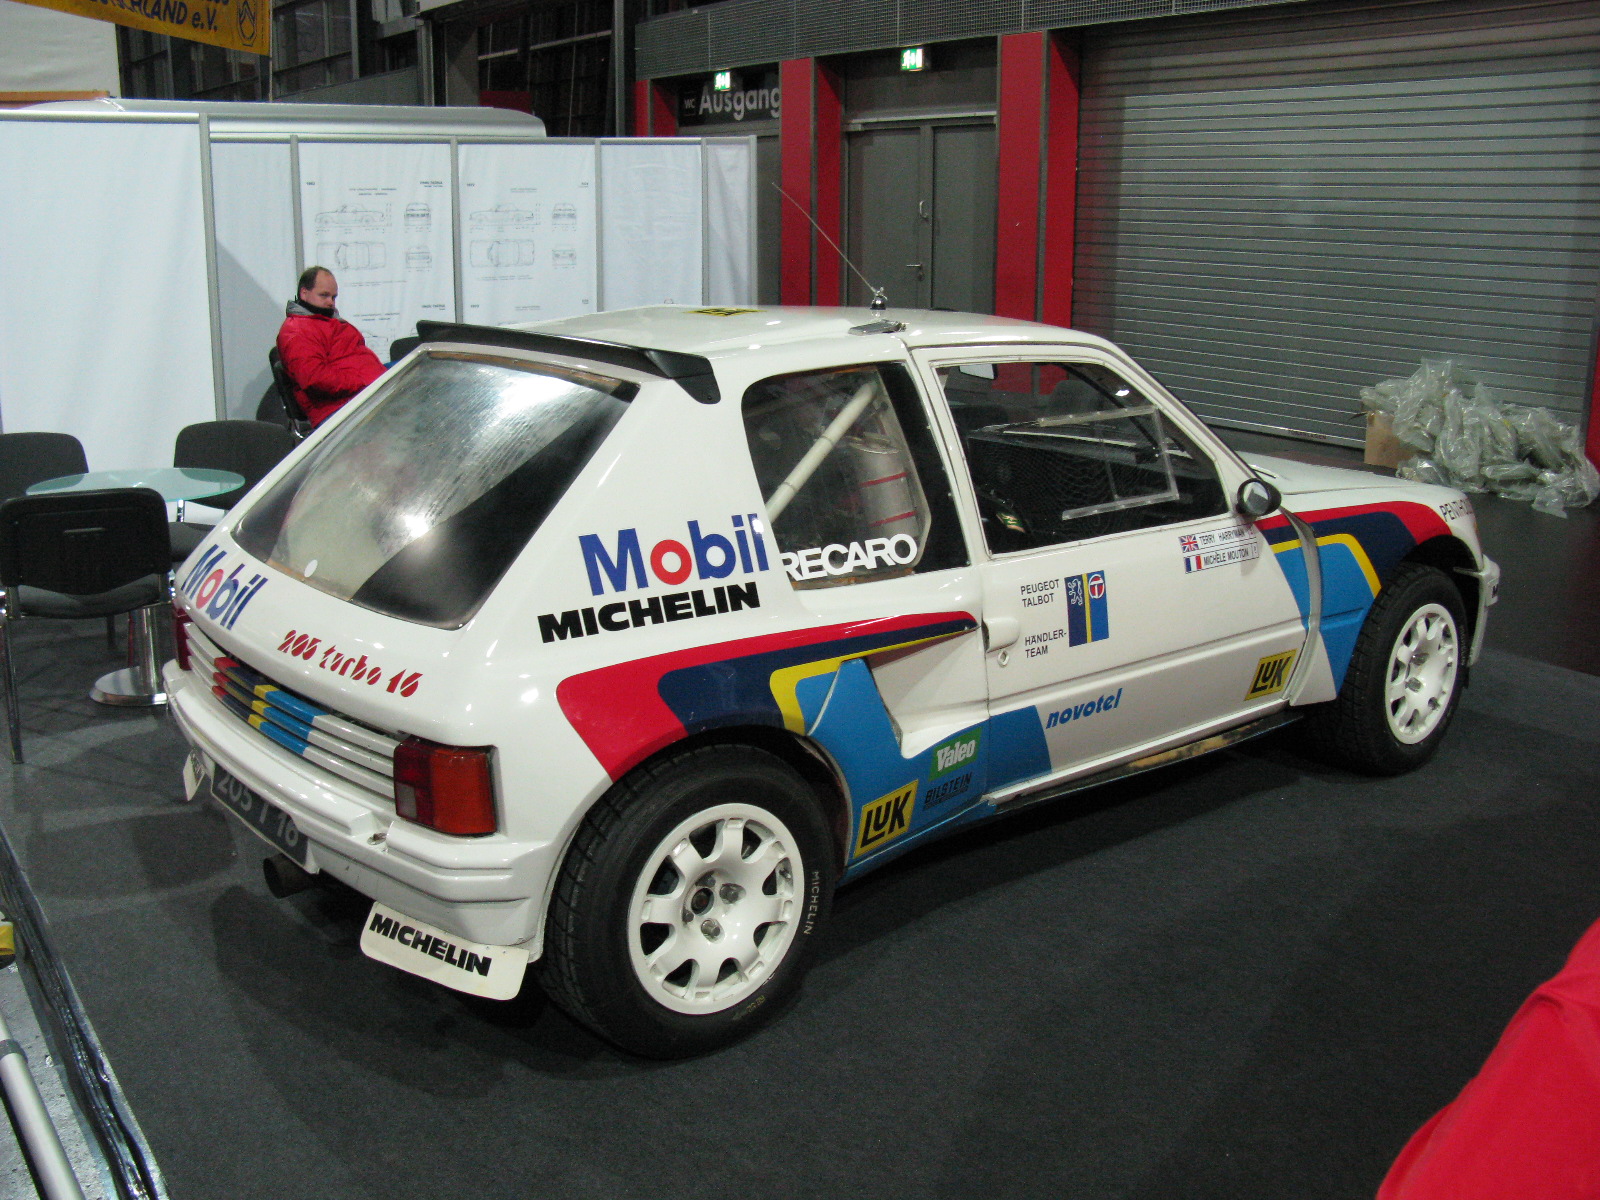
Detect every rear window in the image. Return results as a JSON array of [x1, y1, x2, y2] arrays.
[[234, 350, 633, 628]]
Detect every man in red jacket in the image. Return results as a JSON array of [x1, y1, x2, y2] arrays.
[[276, 266, 386, 427]]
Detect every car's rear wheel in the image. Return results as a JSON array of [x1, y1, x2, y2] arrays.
[[1299, 562, 1466, 775], [539, 744, 834, 1058]]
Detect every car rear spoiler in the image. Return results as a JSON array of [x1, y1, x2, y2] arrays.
[[413, 321, 720, 404]]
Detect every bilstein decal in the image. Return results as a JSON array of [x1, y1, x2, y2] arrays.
[[179, 545, 267, 630]]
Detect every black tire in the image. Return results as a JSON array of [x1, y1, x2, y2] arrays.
[[1299, 562, 1467, 775], [538, 744, 835, 1059]]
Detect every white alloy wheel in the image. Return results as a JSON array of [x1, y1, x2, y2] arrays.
[[627, 802, 803, 1016], [1384, 601, 1459, 744]]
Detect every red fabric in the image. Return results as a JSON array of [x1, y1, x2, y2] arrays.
[[1378, 916, 1600, 1200], [275, 311, 385, 427]]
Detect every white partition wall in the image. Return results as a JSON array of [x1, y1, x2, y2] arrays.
[[0, 115, 216, 470], [599, 141, 706, 309], [0, 109, 757, 446], [458, 142, 599, 326], [212, 142, 297, 419]]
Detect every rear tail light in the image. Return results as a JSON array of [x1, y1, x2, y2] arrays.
[[393, 738, 497, 836], [173, 605, 193, 671]]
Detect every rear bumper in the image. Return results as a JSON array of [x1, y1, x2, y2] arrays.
[[164, 660, 554, 955]]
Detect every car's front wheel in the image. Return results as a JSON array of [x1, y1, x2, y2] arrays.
[[1299, 561, 1466, 775], [539, 745, 835, 1058]]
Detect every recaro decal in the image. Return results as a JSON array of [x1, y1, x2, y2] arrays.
[[780, 535, 918, 582], [179, 545, 267, 630]]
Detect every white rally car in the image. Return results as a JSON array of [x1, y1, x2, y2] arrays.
[[167, 306, 1498, 1057]]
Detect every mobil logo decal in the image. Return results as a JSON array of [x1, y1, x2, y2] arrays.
[[579, 513, 771, 596], [178, 545, 267, 631]]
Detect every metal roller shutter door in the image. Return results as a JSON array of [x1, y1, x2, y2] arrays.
[[1073, 0, 1600, 444]]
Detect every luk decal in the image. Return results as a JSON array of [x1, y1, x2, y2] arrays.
[[1179, 525, 1261, 573], [178, 546, 267, 631], [538, 582, 761, 643], [781, 535, 918, 582], [276, 630, 423, 696], [580, 514, 770, 596], [1247, 649, 1298, 699], [1064, 570, 1110, 646], [930, 730, 980, 779], [1044, 688, 1123, 729], [855, 781, 917, 858]]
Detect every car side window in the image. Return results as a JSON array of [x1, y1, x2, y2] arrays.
[[742, 362, 966, 588], [938, 360, 1228, 554]]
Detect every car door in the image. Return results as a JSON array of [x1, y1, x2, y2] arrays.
[[912, 347, 1309, 796]]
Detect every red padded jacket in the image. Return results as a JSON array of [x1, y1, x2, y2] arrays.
[[275, 301, 385, 427]]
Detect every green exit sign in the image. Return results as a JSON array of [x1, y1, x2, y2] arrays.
[[713, 70, 734, 91], [900, 46, 926, 72]]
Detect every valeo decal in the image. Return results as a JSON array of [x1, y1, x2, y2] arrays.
[[929, 729, 980, 779], [1247, 649, 1298, 699], [855, 781, 917, 858]]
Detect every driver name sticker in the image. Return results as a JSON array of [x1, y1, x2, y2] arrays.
[[1180, 525, 1261, 573]]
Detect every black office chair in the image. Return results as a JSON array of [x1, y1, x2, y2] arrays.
[[267, 348, 314, 441], [0, 488, 172, 763], [169, 420, 297, 562], [387, 335, 422, 362], [0, 432, 88, 501]]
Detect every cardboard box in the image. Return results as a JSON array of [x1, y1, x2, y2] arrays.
[[1364, 412, 1413, 470]]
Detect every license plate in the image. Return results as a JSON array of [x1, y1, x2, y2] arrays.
[[201, 755, 312, 868]]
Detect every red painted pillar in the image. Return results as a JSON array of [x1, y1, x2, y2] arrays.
[[779, 58, 844, 305], [1040, 34, 1081, 328], [995, 31, 1081, 325], [996, 32, 1046, 321], [632, 80, 677, 137]]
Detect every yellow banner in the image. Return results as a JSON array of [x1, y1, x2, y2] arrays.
[[10, 0, 268, 56]]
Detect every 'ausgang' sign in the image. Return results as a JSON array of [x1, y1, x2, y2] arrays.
[[13, 0, 267, 56]]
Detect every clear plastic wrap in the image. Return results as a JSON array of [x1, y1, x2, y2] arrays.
[[1361, 361, 1598, 516]]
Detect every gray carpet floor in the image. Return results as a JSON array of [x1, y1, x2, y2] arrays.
[[0, 617, 1596, 1200]]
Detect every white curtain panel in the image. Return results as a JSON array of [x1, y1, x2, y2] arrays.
[[0, 116, 214, 470], [457, 141, 599, 328], [703, 139, 754, 306], [212, 142, 298, 418], [297, 141, 456, 361], [598, 141, 704, 311]]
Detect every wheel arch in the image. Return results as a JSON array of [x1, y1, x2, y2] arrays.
[[1401, 534, 1480, 642]]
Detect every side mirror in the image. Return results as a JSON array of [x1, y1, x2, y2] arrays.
[[1236, 477, 1282, 519]]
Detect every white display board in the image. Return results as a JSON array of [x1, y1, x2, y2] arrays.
[[298, 142, 456, 360], [599, 142, 704, 310], [703, 139, 754, 306], [458, 142, 598, 327], [212, 142, 298, 418], [0, 118, 214, 471]]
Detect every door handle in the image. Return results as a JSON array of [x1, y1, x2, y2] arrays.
[[906, 262, 924, 279], [984, 616, 1019, 651]]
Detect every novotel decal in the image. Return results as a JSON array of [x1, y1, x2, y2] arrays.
[[179, 545, 267, 630]]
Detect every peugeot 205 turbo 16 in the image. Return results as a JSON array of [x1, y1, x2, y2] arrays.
[[167, 306, 1498, 1058]]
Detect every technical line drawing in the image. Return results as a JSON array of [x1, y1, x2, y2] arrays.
[[317, 242, 387, 270], [470, 204, 538, 228], [551, 203, 578, 225], [552, 246, 578, 268], [406, 246, 432, 268], [470, 240, 536, 268], [404, 203, 431, 231], [316, 204, 389, 229]]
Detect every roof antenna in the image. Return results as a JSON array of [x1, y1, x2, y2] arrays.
[[771, 184, 887, 309]]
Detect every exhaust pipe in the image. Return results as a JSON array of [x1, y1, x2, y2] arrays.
[[262, 853, 316, 898]]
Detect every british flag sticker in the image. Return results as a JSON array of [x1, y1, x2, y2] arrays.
[[1178, 525, 1261, 573]]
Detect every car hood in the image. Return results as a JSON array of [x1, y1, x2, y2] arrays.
[[1239, 453, 1391, 498]]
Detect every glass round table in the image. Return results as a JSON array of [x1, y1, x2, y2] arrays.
[[26, 466, 246, 707], [26, 466, 244, 501]]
